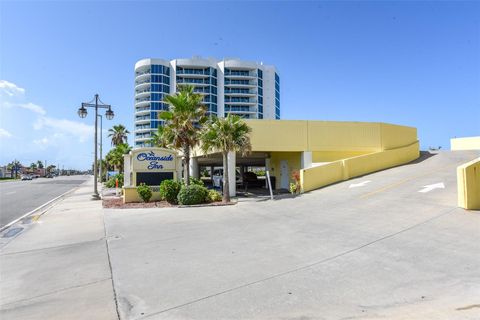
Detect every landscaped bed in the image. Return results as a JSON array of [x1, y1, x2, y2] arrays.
[[102, 197, 235, 209]]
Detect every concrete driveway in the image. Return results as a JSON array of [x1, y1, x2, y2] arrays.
[[104, 150, 480, 319]]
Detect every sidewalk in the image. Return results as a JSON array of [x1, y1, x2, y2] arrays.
[[0, 177, 118, 320]]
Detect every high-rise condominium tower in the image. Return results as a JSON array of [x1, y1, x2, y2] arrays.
[[134, 57, 280, 147]]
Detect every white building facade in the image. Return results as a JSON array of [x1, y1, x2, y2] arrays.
[[134, 57, 280, 147]]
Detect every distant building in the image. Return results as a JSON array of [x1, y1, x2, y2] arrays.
[[134, 57, 280, 147]]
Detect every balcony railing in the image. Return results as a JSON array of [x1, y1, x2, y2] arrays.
[[224, 106, 255, 112], [135, 70, 151, 77], [225, 97, 256, 103], [224, 89, 256, 94], [135, 79, 151, 86], [224, 79, 257, 86], [135, 97, 150, 103], [177, 78, 210, 84], [177, 69, 209, 75], [135, 89, 151, 95], [225, 70, 257, 77], [136, 106, 150, 112]]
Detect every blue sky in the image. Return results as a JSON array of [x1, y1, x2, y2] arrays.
[[1, 1, 479, 169]]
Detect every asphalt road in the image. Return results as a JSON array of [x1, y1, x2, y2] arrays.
[[0, 175, 90, 228]]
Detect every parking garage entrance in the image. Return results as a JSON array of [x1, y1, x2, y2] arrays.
[[191, 151, 294, 197]]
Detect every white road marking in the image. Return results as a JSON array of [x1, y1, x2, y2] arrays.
[[349, 180, 372, 188], [5, 191, 16, 195], [418, 182, 445, 193]]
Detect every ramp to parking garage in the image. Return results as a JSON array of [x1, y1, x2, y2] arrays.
[[192, 120, 420, 194]]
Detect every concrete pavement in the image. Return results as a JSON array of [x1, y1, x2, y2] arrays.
[[105, 150, 480, 319], [0, 178, 117, 320], [1, 150, 479, 319], [0, 175, 90, 228]]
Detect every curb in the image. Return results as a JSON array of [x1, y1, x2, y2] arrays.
[[0, 186, 79, 233]]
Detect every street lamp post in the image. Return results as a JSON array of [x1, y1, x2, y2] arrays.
[[77, 94, 114, 200], [98, 114, 103, 183]]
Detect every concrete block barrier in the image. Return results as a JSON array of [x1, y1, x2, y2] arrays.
[[457, 158, 480, 210]]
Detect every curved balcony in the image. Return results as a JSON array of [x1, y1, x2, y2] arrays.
[[134, 100, 150, 107]]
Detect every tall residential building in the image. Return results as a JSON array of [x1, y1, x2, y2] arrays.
[[134, 57, 280, 147]]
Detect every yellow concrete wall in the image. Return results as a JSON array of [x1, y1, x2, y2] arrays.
[[307, 121, 382, 152], [381, 123, 418, 150], [312, 151, 372, 162], [123, 187, 162, 203], [245, 120, 418, 153], [301, 142, 420, 192], [457, 158, 480, 210], [269, 152, 302, 189], [247, 120, 309, 152], [451, 136, 480, 151], [343, 141, 419, 179], [300, 161, 344, 192]]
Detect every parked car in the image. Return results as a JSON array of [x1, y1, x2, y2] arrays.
[[242, 172, 264, 188], [21, 175, 32, 180], [45, 173, 54, 178]]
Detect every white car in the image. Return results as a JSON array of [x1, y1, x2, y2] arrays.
[[21, 175, 32, 180]]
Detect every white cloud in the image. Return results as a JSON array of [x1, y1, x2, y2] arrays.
[[0, 80, 25, 97], [0, 80, 96, 168], [19, 102, 46, 115], [34, 116, 93, 143], [0, 80, 46, 115], [0, 128, 12, 138], [33, 137, 49, 146], [2, 101, 46, 115]]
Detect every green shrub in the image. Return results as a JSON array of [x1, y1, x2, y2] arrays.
[[177, 184, 208, 205], [137, 183, 153, 202], [105, 173, 124, 188], [159, 179, 182, 204], [190, 177, 204, 186], [289, 182, 298, 195], [206, 189, 222, 202], [255, 170, 266, 176]]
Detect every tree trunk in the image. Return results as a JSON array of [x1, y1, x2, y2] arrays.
[[222, 151, 230, 203], [184, 146, 190, 186]]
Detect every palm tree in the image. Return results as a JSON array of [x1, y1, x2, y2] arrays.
[[30, 163, 37, 172], [108, 124, 130, 146], [160, 85, 207, 185], [150, 126, 167, 148], [106, 143, 131, 173], [37, 160, 44, 169], [7, 160, 21, 178], [200, 114, 252, 202]]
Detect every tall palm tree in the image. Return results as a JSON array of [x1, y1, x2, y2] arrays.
[[37, 160, 44, 169], [160, 85, 207, 185], [200, 114, 252, 202], [108, 124, 130, 146]]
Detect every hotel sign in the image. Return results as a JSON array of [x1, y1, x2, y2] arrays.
[[132, 148, 177, 172]]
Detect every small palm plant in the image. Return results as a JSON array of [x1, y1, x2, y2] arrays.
[[200, 114, 252, 202], [105, 143, 131, 173], [160, 85, 207, 186]]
